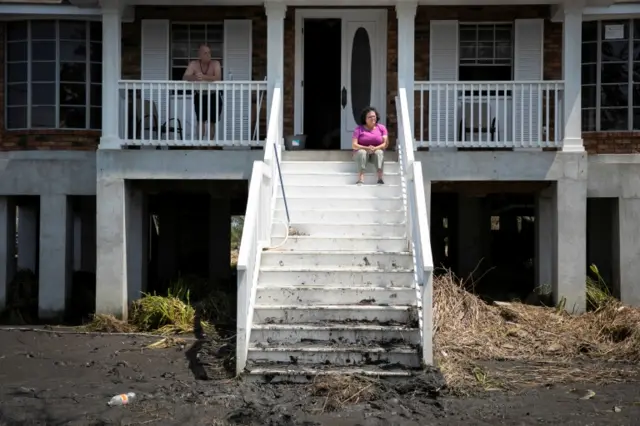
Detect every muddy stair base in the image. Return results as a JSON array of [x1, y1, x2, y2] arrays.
[[245, 158, 422, 383]]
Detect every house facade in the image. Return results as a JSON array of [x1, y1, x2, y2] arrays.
[[0, 0, 638, 348]]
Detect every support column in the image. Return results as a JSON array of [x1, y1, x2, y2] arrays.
[[553, 179, 587, 312], [396, 1, 417, 131], [96, 179, 127, 318], [0, 197, 16, 311], [265, 0, 286, 135], [17, 202, 38, 272], [561, 3, 585, 152], [535, 190, 553, 290], [209, 197, 231, 287], [126, 186, 146, 305], [39, 195, 73, 320], [99, 0, 123, 149], [613, 198, 640, 306]]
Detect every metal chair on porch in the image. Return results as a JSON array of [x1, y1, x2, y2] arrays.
[[135, 99, 184, 142], [458, 102, 497, 142]]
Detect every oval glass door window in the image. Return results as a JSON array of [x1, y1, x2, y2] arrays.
[[350, 27, 372, 123]]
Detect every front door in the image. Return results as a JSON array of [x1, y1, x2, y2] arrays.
[[295, 10, 387, 150], [340, 17, 383, 149]]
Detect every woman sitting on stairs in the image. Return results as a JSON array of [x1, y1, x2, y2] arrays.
[[351, 106, 388, 185]]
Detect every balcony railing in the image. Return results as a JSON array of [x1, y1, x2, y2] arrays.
[[118, 80, 268, 147], [415, 81, 565, 149]]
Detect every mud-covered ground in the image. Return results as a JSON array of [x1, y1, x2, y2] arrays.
[[1, 329, 639, 426]]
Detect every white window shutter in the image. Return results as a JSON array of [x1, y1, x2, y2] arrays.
[[140, 20, 170, 140], [223, 20, 252, 144], [514, 19, 543, 145], [429, 20, 458, 144]]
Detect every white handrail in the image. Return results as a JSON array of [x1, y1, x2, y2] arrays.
[[396, 81, 434, 366], [236, 80, 283, 373]]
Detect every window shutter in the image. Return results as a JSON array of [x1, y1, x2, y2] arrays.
[[429, 20, 459, 144], [514, 19, 543, 145], [223, 20, 252, 144], [140, 20, 170, 140]]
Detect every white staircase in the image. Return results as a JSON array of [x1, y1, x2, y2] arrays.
[[244, 154, 422, 382]]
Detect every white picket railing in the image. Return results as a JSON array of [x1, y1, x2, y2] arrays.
[[396, 83, 434, 366], [236, 81, 283, 373], [118, 80, 268, 147], [415, 81, 565, 149]]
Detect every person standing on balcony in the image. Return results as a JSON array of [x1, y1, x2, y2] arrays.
[[183, 44, 222, 139], [352, 107, 388, 185]]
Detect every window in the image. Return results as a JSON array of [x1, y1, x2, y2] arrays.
[[5, 20, 102, 130], [581, 20, 640, 131], [170, 23, 223, 81], [459, 23, 513, 81]]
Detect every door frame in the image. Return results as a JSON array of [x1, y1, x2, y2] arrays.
[[293, 8, 388, 145]]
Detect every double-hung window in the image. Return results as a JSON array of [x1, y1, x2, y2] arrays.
[[169, 23, 224, 81], [459, 23, 513, 81], [5, 20, 102, 130]]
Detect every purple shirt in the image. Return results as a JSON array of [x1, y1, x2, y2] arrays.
[[352, 124, 388, 148]]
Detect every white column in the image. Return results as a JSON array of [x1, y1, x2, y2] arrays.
[[0, 197, 16, 311], [396, 1, 417, 133], [553, 179, 587, 313], [265, 1, 286, 135], [561, 3, 585, 152], [96, 178, 127, 319], [17, 203, 38, 271], [99, 0, 123, 149], [39, 195, 73, 320], [614, 198, 640, 306]]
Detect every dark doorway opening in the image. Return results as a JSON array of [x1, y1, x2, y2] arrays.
[[303, 18, 342, 150]]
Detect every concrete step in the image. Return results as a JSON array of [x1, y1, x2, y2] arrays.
[[280, 161, 400, 174], [260, 251, 413, 269], [255, 286, 416, 305], [275, 196, 403, 211], [253, 304, 417, 324], [273, 209, 405, 224], [283, 184, 401, 198], [258, 267, 414, 287], [273, 223, 406, 238], [282, 150, 399, 162], [247, 344, 420, 368], [279, 172, 402, 186], [250, 323, 420, 345], [269, 236, 408, 252], [245, 365, 415, 383]]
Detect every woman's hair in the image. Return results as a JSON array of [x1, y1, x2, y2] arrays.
[[359, 107, 380, 125]]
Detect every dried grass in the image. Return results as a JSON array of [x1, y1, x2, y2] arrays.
[[311, 375, 381, 412], [83, 314, 136, 333], [433, 270, 640, 394]]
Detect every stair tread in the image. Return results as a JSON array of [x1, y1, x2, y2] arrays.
[[257, 285, 413, 290], [254, 304, 414, 310], [281, 161, 399, 164], [260, 266, 413, 272], [262, 250, 411, 255], [274, 208, 405, 212], [281, 172, 401, 176], [246, 365, 415, 377], [253, 323, 418, 331], [248, 344, 417, 353], [271, 236, 406, 240], [277, 195, 403, 199]]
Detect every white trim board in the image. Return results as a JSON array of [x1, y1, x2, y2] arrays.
[[293, 8, 388, 142], [0, 4, 135, 22]]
